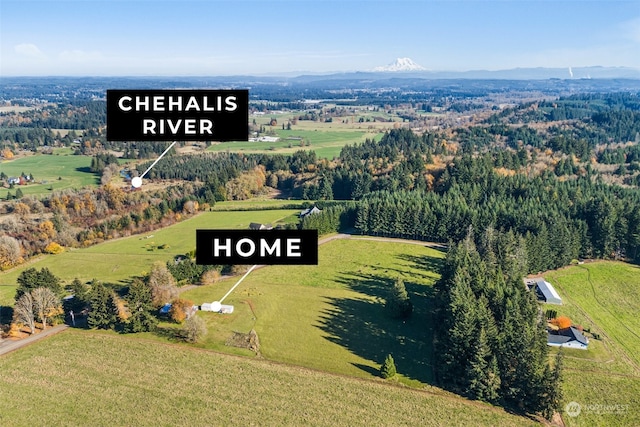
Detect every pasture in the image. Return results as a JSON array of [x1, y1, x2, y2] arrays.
[[0, 209, 300, 305], [208, 129, 380, 159], [544, 261, 640, 426], [0, 330, 537, 426], [181, 238, 444, 387], [0, 153, 98, 198], [209, 112, 390, 158]]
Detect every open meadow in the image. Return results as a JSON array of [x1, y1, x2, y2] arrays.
[[181, 238, 444, 386], [544, 262, 640, 426], [0, 152, 98, 199], [0, 330, 538, 427], [0, 209, 300, 305], [208, 129, 380, 159], [208, 114, 387, 159]]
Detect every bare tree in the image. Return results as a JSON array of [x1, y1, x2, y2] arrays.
[[0, 235, 22, 269], [181, 315, 207, 343], [0, 216, 21, 233], [31, 287, 62, 330], [14, 292, 36, 334], [147, 261, 178, 307]]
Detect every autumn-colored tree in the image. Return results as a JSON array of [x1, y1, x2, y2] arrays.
[[200, 269, 221, 285], [169, 298, 194, 323], [182, 200, 199, 214], [0, 235, 22, 270], [550, 316, 572, 329], [38, 220, 57, 240], [13, 202, 31, 217], [1, 148, 14, 159], [31, 287, 62, 330], [102, 183, 125, 210], [147, 261, 178, 307], [44, 242, 64, 254]]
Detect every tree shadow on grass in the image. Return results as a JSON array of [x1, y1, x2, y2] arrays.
[[351, 363, 380, 377], [155, 325, 182, 342], [395, 254, 443, 278], [317, 271, 436, 385]]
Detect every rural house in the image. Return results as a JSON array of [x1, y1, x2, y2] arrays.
[[547, 326, 589, 350]]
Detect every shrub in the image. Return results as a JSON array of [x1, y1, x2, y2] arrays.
[[380, 354, 396, 379], [44, 242, 64, 254]]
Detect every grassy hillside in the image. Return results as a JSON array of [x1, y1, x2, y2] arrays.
[[0, 209, 299, 305], [544, 261, 640, 426], [182, 238, 444, 385], [0, 153, 98, 198], [0, 330, 538, 427]]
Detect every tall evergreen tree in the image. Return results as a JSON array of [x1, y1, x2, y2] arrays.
[[386, 278, 412, 319], [87, 282, 118, 330], [125, 279, 158, 333], [15, 267, 62, 301]]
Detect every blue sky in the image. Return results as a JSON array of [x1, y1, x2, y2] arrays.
[[1, 0, 639, 76]]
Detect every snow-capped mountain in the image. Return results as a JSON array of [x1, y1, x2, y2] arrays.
[[372, 58, 427, 72]]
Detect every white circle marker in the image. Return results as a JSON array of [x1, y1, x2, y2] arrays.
[[211, 301, 222, 312], [131, 176, 142, 188]]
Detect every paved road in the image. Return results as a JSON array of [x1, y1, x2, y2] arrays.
[[0, 324, 69, 356]]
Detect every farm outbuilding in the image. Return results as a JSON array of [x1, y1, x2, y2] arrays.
[[525, 278, 562, 305], [299, 206, 321, 218], [219, 304, 234, 314], [200, 302, 234, 314]]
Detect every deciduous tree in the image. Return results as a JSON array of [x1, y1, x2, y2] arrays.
[[148, 261, 178, 307], [181, 315, 207, 343], [31, 287, 62, 330], [13, 292, 36, 334]]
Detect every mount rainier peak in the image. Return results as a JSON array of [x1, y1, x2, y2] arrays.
[[373, 58, 427, 72]]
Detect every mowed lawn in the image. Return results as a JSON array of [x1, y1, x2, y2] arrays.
[[0, 330, 537, 427], [544, 261, 640, 427], [0, 209, 299, 305], [182, 238, 444, 387], [0, 153, 99, 198]]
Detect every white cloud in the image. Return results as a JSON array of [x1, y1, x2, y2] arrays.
[[14, 43, 45, 59]]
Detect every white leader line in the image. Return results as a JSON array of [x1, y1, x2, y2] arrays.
[[219, 264, 258, 304], [139, 140, 178, 179]]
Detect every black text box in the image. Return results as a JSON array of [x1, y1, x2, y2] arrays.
[[107, 89, 248, 142]]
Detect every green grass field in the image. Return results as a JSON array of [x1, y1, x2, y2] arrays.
[[544, 261, 640, 426], [0, 153, 98, 198], [208, 128, 382, 159], [0, 330, 537, 427], [0, 210, 299, 305], [181, 238, 444, 386]]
